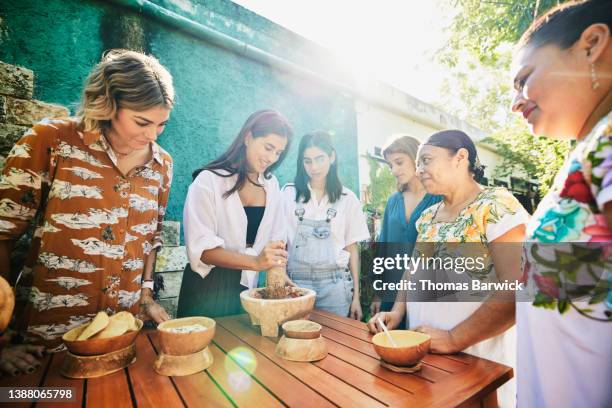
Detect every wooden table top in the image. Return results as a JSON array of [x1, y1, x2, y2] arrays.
[[0, 310, 513, 407]]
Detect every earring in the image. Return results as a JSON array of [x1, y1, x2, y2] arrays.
[[587, 49, 600, 91], [590, 61, 600, 91]]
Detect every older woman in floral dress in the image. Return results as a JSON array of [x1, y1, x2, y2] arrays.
[[369, 130, 528, 407]]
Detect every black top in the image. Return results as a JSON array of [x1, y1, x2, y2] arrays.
[[244, 206, 265, 245]]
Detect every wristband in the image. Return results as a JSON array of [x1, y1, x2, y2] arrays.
[[141, 280, 154, 290]]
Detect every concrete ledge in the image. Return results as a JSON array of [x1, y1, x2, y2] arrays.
[[155, 245, 188, 273], [157, 270, 183, 299], [161, 220, 180, 247], [0, 123, 28, 155], [0, 96, 69, 125], [0, 61, 34, 99]]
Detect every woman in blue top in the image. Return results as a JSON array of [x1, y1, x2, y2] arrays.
[[370, 135, 442, 317]]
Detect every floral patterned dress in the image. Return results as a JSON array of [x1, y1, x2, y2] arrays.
[[412, 186, 529, 408], [517, 112, 612, 407], [416, 187, 528, 242]]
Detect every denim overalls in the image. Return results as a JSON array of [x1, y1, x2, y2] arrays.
[[287, 200, 354, 316]]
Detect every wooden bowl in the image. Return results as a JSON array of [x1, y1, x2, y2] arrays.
[[275, 335, 327, 362], [62, 319, 143, 356], [154, 347, 213, 376], [157, 316, 216, 356], [372, 330, 431, 367], [240, 288, 316, 337], [282, 320, 322, 339]]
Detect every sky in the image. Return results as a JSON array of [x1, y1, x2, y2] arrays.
[[230, 0, 457, 104]]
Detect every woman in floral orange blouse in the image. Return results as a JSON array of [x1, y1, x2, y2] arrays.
[[0, 50, 175, 364]]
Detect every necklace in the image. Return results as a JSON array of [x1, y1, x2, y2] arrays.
[[431, 187, 483, 222]]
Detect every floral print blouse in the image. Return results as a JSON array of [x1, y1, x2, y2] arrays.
[[416, 187, 529, 244], [414, 187, 529, 281], [0, 118, 173, 347], [523, 111, 612, 320]]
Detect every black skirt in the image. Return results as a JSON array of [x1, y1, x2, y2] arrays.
[[176, 264, 245, 318]]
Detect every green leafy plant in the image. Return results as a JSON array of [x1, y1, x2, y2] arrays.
[[359, 153, 397, 321], [435, 0, 572, 195]]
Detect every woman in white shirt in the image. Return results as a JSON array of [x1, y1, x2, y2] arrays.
[[282, 131, 370, 319], [177, 110, 293, 318]]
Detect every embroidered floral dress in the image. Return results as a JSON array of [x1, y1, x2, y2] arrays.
[[517, 112, 612, 407], [412, 186, 529, 408], [0, 118, 173, 348]]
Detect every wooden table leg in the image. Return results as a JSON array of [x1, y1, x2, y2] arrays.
[[481, 390, 498, 408], [457, 390, 498, 408]]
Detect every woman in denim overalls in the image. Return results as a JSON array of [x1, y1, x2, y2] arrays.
[[282, 132, 370, 319]]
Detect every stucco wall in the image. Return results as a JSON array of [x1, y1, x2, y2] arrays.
[[355, 99, 503, 197], [0, 0, 360, 228]]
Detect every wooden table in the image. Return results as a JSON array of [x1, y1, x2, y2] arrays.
[[0, 310, 512, 407]]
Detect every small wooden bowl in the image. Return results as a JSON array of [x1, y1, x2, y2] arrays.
[[157, 316, 216, 356], [154, 347, 213, 376], [372, 330, 430, 367], [282, 320, 322, 339], [62, 319, 143, 356], [275, 335, 327, 362]]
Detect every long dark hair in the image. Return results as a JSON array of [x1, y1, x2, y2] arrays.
[[423, 130, 486, 183], [518, 0, 612, 51], [193, 109, 293, 198], [294, 131, 344, 203]]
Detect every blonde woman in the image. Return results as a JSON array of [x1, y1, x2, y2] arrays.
[[369, 135, 442, 318], [0, 50, 175, 361]]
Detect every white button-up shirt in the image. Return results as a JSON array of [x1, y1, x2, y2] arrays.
[[184, 169, 286, 288], [281, 184, 370, 268]]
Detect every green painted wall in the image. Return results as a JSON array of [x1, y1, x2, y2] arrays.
[[0, 0, 359, 231]]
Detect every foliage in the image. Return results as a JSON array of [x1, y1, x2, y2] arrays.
[[482, 117, 571, 195], [437, 46, 515, 132], [436, 0, 572, 194], [359, 153, 397, 321], [441, 0, 570, 67], [362, 153, 396, 215], [359, 241, 377, 322]]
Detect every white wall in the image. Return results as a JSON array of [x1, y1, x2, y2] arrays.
[[355, 98, 504, 202]]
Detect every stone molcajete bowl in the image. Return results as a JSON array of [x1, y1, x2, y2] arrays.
[[240, 287, 316, 337]]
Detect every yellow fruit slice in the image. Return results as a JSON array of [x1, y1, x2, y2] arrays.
[[93, 319, 129, 339], [76, 312, 109, 341], [110, 311, 137, 331]]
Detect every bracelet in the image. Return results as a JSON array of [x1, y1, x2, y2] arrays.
[[141, 280, 154, 290]]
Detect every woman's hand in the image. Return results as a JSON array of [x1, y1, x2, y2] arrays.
[[413, 325, 462, 354], [255, 241, 288, 271], [367, 310, 402, 333], [139, 295, 170, 323], [349, 297, 363, 321], [0, 344, 44, 377]]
